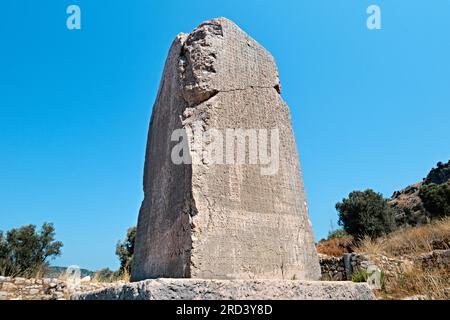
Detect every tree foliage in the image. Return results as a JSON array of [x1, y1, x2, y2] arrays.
[[419, 183, 450, 219], [0, 223, 63, 277], [115, 226, 136, 276], [336, 189, 397, 239]]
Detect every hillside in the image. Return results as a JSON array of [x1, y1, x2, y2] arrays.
[[389, 160, 450, 227], [355, 218, 450, 299], [318, 218, 450, 299]]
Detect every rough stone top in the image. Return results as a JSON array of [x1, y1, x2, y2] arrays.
[[176, 17, 281, 106]]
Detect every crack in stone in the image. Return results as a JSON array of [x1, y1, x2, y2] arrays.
[[220, 85, 281, 94], [184, 85, 281, 109]]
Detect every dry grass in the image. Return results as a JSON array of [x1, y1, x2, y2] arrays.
[[378, 267, 450, 300], [355, 217, 450, 258], [353, 218, 450, 299], [0, 263, 49, 279], [91, 270, 130, 284], [119, 270, 131, 283], [316, 236, 355, 257], [91, 272, 111, 283]]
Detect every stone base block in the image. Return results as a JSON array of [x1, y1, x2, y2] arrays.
[[72, 279, 375, 300]]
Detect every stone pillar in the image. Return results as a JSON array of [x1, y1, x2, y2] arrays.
[[132, 17, 321, 281]]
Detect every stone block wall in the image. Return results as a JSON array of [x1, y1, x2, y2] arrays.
[[319, 253, 370, 281], [0, 276, 116, 300]]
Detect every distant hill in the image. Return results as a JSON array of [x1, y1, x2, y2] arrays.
[[389, 160, 450, 227], [46, 266, 95, 279]]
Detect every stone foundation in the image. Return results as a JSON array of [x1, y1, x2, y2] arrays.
[[72, 279, 375, 300]]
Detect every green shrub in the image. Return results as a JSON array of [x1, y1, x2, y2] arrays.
[[336, 189, 397, 239], [327, 229, 349, 239], [351, 269, 368, 283], [419, 183, 450, 219], [351, 268, 386, 290]]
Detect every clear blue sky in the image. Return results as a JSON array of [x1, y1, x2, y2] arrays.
[[0, 1, 449, 271]]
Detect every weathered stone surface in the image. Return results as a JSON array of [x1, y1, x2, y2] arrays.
[[132, 17, 320, 281], [73, 279, 375, 300]]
